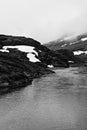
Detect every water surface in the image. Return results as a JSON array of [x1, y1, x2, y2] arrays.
[[0, 67, 87, 130]]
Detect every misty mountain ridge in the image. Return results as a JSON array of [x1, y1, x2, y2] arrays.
[[45, 32, 87, 52], [45, 32, 87, 65]]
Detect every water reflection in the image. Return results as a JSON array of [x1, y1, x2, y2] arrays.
[[0, 67, 87, 130]]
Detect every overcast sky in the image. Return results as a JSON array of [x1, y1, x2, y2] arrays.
[[0, 0, 87, 43]]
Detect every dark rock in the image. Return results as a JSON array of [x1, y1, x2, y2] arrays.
[[55, 49, 75, 66], [0, 34, 70, 68], [0, 34, 71, 95], [0, 36, 52, 95]]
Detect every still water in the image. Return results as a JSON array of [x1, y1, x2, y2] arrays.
[[0, 67, 87, 130]]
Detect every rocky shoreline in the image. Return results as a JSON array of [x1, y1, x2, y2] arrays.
[[0, 34, 72, 95]]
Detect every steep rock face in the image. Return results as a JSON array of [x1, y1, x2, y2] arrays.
[[0, 34, 70, 95]]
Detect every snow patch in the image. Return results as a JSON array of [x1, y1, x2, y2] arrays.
[[61, 44, 67, 47], [48, 65, 54, 68], [81, 37, 87, 41], [27, 53, 40, 62], [69, 42, 76, 45], [3, 46, 38, 56], [0, 49, 9, 52], [68, 61, 74, 63], [74, 51, 87, 55], [69, 43, 73, 45], [2, 45, 40, 63], [69, 41, 79, 46]]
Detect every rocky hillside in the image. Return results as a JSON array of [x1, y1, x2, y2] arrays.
[[45, 33, 87, 65], [45, 33, 87, 51], [0, 34, 71, 95]]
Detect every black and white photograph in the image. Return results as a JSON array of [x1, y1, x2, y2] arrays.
[[0, 0, 87, 130]]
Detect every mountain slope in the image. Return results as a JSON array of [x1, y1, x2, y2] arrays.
[[45, 33, 87, 64], [45, 33, 87, 51], [0, 34, 71, 95]]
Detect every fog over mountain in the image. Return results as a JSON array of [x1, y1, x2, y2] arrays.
[[0, 0, 87, 43]]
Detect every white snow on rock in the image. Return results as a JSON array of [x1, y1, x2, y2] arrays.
[[3, 46, 38, 55], [69, 43, 74, 45], [74, 51, 87, 55], [2, 45, 40, 63], [81, 37, 87, 41], [48, 65, 54, 68], [0, 49, 9, 52], [69, 42, 78, 45], [61, 44, 67, 47], [68, 61, 74, 63], [27, 53, 40, 62]]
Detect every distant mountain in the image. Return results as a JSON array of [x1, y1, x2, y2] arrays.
[[45, 33, 87, 64], [45, 33, 87, 51]]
